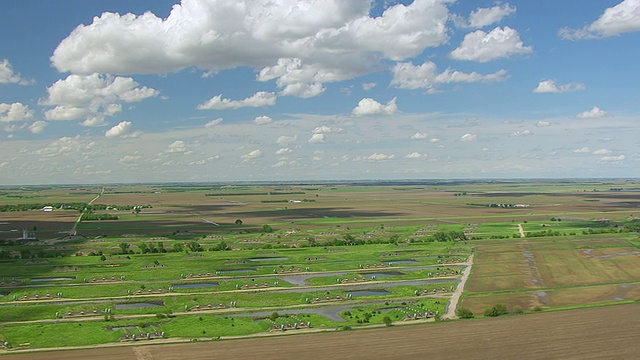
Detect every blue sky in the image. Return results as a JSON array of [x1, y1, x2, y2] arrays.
[[0, 0, 638, 185]]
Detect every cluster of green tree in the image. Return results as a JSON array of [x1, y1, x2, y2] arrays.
[[484, 304, 508, 317], [303, 230, 471, 249], [208, 241, 231, 251], [0, 202, 86, 212], [626, 222, 640, 232], [321, 234, 367, 246], [0, 248, 66, 259], [582, 227, 629, 235], [304, 234, 405, 248], [526, 229, 566, 238], [87, 250, 105, 260], [485, 234, 515, 239], [431, 231, 467, 242], [137, 242, 168, 254], [122, 240, 223, 254], [80, 213, 119, 221], [343, 310, 383, 324], [187, 241, 204, 252], [457, 307, 474, 319], [127, 241, 185, 254], [257, 242, 296, 250]]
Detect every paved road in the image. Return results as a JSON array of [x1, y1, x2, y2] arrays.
[[69, 188, 103, 235]]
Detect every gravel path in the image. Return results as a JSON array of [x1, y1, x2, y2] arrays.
[[443, 252, 474, 319]]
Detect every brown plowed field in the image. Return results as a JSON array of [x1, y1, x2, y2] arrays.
[[5, 302, 640, 360]]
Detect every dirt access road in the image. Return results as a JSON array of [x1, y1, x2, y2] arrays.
[[5, 302, 640, 360], [443, 252, 474, 319]]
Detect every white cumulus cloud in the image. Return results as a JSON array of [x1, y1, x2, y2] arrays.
[[573, 147, 591, 154], [198, 91, 276, 110], [410, 132, 428, 140], [204, 118, 223, 128], [601, 155, 626, 162], [354, 153, 396, 161], [313, 126, 343, 134], [368, 153, 395, 161], [105, 121, 133, 139], [593, 148, 612, 155], [533, 79, 586, 93], [560, 0, 640, 40], [451, 26, 533, 62], [165, 140, 188, 153], [254, 115, 273, 125], [241, 149, 262, 161], [513, 129, 533, 136], [0, 102, 34, 123], [308, 133, 325, 143], [536, 121, 551, 127], [352, 97, 398, 116], [391, 61, 507, 92], [51, 0, 451, 92], [119, 154, 141, 163], [460, 133, 477, 141], [406, 152, 424, 159], [34, 136, 92, 158], [576, 106, 609, 119], [0, 59, 32, 85], [29, 121, 48, 134], [461, 3, 516, 29], [41, 74, 158, 126], [276, 148, 292, 155], [277, 135, 297, 145], [362, 82, 377, 90]]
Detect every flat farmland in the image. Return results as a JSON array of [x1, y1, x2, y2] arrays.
[[1, 180, 639, 355], [4, 182, 638, 240], [536, 248, 640, 287], [461, 282, 640, 314], [4, 302, 640, 360], [463, 234, 640, 313], [0, 211, 79, 241]]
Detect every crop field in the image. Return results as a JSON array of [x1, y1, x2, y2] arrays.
[[0, 179, 639, 356], [462, 232, 640, 313]]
